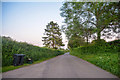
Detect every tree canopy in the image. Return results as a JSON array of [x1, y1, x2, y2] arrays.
[[60, 2, 119, 43], [42, 21, 64, 49], [68, 33, 85, 48]]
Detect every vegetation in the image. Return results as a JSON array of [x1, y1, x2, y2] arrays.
[[60, 2, 119, 77], [1, 2, 119, 77], [42, 21, 64, 49], [70, 40, 120, 77], [60, 2, 119, 43], [2, 56, 55, 72], [68, 34, 86, 48], [2, 36, 65, 67], [0, 36, 1, 73]]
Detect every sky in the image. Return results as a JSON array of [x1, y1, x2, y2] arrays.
[[2, 2, 68, 49]]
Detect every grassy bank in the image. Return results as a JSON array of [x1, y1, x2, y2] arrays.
[[2, 36, 65, 71], [2, 55, 59, 72], [70, 40, 119, 77]]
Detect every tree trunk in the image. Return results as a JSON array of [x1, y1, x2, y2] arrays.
[[96, 19, 101, 41], [97, 31, 101, 41], [86, 36, 89, 44], [52, 39, 55, 49]]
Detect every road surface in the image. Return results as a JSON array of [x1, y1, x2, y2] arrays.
[[3, 53, 118, 78]]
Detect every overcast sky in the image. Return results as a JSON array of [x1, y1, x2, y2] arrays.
[[2, 2, 68, 49]]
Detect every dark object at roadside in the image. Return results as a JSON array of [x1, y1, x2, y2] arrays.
[[26, 58, 33, 64], [13, 54, 25, 66]]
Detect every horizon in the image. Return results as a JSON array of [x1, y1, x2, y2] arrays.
[[2, 2, 68, 49], [2, 2, 119, 49]]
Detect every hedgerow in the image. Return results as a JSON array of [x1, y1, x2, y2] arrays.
[[2, 36, 64, 67]]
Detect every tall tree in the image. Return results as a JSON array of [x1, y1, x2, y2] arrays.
[[60, 2, 119, 42], [42, 21, 64, 49], [87, 2, 119, 41], [60, 2, 96, 43]]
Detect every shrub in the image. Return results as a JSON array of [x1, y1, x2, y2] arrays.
[[70, 39, 119, 77], [2, 36, 64, 66]]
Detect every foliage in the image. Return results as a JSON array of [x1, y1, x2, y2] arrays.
[[72, 40, 119, 54], [68, 34, 86, 48], [42, 21, 64, 49], [107, 40, 120, 47], [2, 56, 55, 72], [2, 36, 64, 67], [60, 2, 119, 42], [0, 36, 1, 73], [91, 39, 106, 43], [70, 40, 120, 77], [91, 39, 106, 45]]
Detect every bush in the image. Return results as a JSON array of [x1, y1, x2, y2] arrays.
[[2, 36, 64, 67], [70, 39, 119, 77]]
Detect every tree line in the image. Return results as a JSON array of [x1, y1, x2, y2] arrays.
[[42, 2, 119, 49], [60, 2, 119, 48]]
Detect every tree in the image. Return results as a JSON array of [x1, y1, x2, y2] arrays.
[[42, 21, 64, 49], [68, 34, 85, 48], [60, 2, 96, 43], [87, 2, 119, 41], [60, 2, 119, 42]]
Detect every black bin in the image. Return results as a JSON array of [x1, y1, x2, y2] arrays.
[[13, 54, 25, 66]]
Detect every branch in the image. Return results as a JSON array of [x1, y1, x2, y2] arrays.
[[88, 21, 96, 26], [97, 3, 107, 19]]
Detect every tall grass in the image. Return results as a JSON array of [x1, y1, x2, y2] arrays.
[[70, 40, 120, 77], [2, 36, 64, 67]]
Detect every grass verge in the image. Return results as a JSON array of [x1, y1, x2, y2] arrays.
[[70, 51, 119, 77], [2, 55, 61, 72]]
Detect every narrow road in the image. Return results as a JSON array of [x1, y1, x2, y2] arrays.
[[3, 53, 118, 78]]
